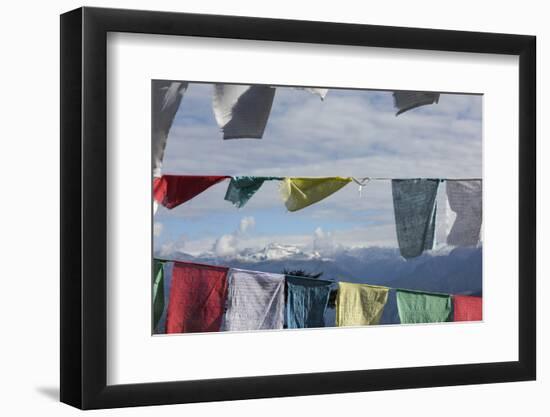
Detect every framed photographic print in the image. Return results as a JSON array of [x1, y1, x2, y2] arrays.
[[60, 6, 536, 409]]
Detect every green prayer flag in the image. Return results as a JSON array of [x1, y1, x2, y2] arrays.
[[153, 260, 165, 331], [224, 176, 283, 208], [396, 289, 451, 324]]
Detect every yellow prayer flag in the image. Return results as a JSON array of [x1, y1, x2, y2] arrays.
[[280, 177, 352, 212], [336, 282, 390, 326]]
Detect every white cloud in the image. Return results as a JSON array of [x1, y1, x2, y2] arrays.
[[173, 222, 399, 258], [312, 226, 338, 254], [238, 216, 256, 234], [211, 216, 257, 256], [159, 240, 182, 257], [213, 234, 238, 257], [157, 232, 187, 257]]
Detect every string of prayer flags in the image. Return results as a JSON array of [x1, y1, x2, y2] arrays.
[[222, 269, 285, 331], [392, 179, 440, 259], [453, 295, 482, 321], [152, 175, 482, 227], [213, 84, 276, 139], [166, 261, 229, 334], [224, 176, 284, 208], [285, 276, 332, 328], [154, 259, 482, 334], [446, 180, 483, 247], [152, 81, 188, 178], [152, 259, 165, 331], [154, 175, 230, 209], [393, 91, 440, 116], [396, 289, 452, 324], [336, 282, 390, 326], [280, 177, 352, 212]]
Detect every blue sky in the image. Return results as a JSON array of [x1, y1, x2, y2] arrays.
[[154, 83, 482, 257]]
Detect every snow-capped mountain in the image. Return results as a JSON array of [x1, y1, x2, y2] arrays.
[[165, 243, 325, 263], [156, 243, 482, 294], [229, 243, 324, 262]]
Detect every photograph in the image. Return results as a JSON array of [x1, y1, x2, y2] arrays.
[[151, 81, 483, 335], [54, 4, 537, 411]]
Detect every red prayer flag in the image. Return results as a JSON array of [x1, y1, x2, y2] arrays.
[[166, 261, 229, 334], [453, 295, 482, 321], [153, 176, 167, 203], [153, 175, 229, 209]]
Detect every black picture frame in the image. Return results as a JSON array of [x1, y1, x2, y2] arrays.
[[60, 6, 536, 410]]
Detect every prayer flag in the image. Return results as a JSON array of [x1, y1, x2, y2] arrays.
[[336, 282, 390, 326], [224, 176, 283, 208], [166, 262, 229, 333], [286, 276, 332, 328], [222, 269, 285, 331], [396, 289, 452, 324], [446, 180, 483, 246], [453, 295, 482, 321], [392, 179, 440, 259], [294, 87, 328, 99], [152, 81, 188, 177], [280, 177, 352, 212], [153, 175, 229, 209], [213, 84, 276, 139], [152, 259, 165, 331], [393, 91, 440, 116]]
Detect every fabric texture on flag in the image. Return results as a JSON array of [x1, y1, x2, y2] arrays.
[[286, 276, 332, 328], [336, 282, 390, 326], [213, 84, 276, 139], [166, 262, 229, 334], [152, 259, 165, 331], [393, 91, 440, 116], [453, 295, 483, 321], [224, 176, 283, 208], [221, 269, 285, 331], [153, 175, 229, 209], [280, 177, 352, 212], [396, 289, 452, 324], [392, 179, 440, 259], [446, 180, 483, 246], [152, 81, 188, 177]]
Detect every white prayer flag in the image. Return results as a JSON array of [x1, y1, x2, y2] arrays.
[[446, 180, 482, 246], [152, 81, 188, 177], [213, 84, 276, 139], [221, 269, 285, 331]]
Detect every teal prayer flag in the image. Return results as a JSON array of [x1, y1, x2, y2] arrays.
[[286, 276, 332, 328], [224, 176, 282, 208]]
